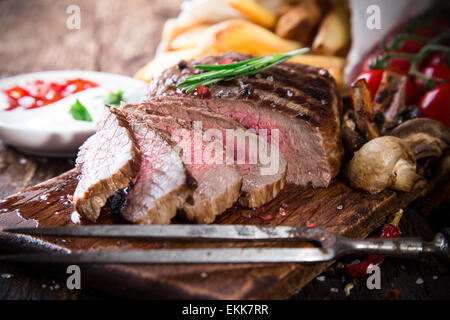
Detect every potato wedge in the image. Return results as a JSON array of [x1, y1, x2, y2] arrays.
[[200, 19, 301, 56], [160, 18, 207, 52], [289, 54, 347, 91], [275, 0, 322, 44], [227, 0, 277, 29], [312, 5, 350, 56], [169, 24, 211, 51], [134, 47, 201, 82]]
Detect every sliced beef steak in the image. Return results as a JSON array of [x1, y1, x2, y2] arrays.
[[147, 52, 344, 187], [122, 105, 242, 223], [121, 117, 196, 224], [74, 106, 140, 222], [125, 102, 287, 208]]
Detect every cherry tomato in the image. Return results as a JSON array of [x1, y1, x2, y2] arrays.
[[419, 83, 450, 127], [422, 63, 450, 83], [413, 25, 439, 38], [354, 69, 384, 99], [388, 58, 411, 73], [415, 63, 450, 96], [431, 17, 450, 29], [420, 52, 447, 69], [399, 39, 423, 53], [360, 52, 381, 73]]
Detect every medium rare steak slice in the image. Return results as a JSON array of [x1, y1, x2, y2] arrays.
[[147, 52, 344, 187], [125, 102, 287, 208], [122, 105, 242, 223], [74, 106, 140, 222], [121, 117, 196, 224]]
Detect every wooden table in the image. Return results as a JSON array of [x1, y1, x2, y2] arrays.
[[0, 0, 449, 300]]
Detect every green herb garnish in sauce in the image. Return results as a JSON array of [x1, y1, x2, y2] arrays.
[[105, 90, 125, 107], [69, 99, 93, 121]]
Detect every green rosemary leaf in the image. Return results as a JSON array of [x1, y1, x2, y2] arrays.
[[177, 47, 310, 92], [194, 56, 264, 70]]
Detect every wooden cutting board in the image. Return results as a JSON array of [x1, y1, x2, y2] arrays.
[[1, 160, 448, 299]]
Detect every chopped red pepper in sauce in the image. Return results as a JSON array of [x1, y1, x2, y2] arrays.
[[3, 78, 98, 111]]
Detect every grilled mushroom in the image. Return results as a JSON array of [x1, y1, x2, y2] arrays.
[[341, 110, 366, 154], [372, 71, 409, 132], [389, 118, 450, 160], [347, 136, 426, 194], [350, 79, 380, 141]]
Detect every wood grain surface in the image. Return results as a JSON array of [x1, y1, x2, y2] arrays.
[[0, 0, 449, 300], [0, 160, 448, 299]]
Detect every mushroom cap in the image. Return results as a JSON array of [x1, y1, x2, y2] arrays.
[[347, 136, 414, 193], [390, 118, 450, 160]]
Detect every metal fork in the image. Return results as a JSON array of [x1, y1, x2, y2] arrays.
[[0, 225, 448, 264]]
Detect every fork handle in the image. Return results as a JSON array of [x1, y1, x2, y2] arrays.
[[338, 228, 449, 259]]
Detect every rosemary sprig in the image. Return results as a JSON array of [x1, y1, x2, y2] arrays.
[[177, 48, 310, 93]]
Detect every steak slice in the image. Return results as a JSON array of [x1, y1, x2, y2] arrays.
[[122, 105, 242, 223], [74, 106, 140, 222], [147, 52, 344, 187], [121, 117, 196, 224], [125, 102, 287, 208]]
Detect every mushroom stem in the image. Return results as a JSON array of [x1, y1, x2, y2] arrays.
[[392, 158, 426, 192]]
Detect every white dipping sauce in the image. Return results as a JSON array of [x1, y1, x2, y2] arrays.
[[0, 71, 148, 157]]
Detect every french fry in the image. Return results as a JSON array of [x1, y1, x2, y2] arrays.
[[227, 0, 277, 29], [312, 5, 350, 56], [200, 19, 301, 56]]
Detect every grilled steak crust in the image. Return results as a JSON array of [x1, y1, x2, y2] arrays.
[[122, 104, 242, 224], [121, 117, 196, 225], [147, 52, 344, 187], [129, 102, 287, 208], [74, 106, 140, 222]]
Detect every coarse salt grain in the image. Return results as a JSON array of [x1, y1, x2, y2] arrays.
[[71, 211, 81, 224], [316, 275, 326, 282]]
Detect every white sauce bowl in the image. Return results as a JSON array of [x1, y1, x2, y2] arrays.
[[0, 70, 147, 157]]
